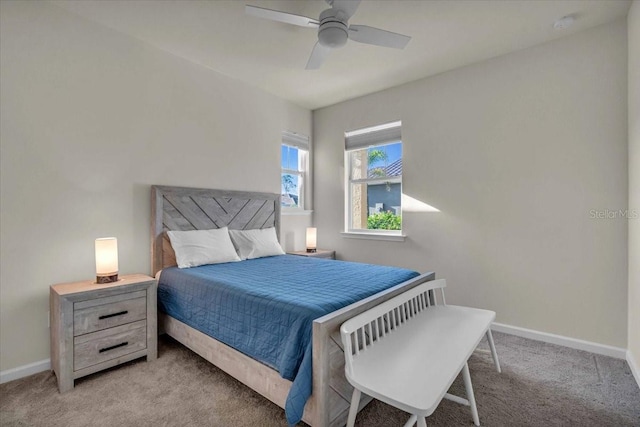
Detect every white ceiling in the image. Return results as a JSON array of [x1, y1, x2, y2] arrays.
[[51, 0, 631, 110]]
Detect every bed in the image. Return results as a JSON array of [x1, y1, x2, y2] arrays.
[[151, 185, 435, 426]]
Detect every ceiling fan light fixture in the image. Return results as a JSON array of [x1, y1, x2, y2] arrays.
[[318, 22, 348, 48], [245, 0, 411, 69]]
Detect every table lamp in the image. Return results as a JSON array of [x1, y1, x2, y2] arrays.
[[95, 237, 118, 283], [306, 227, 317, 253]]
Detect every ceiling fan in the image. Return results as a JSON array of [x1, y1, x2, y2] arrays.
[[245, 0, 411, 69]]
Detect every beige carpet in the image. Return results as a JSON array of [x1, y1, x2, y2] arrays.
[[1, 332, 639, 426]]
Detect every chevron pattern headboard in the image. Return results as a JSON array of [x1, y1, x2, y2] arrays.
[[151, 185, 280, 275]]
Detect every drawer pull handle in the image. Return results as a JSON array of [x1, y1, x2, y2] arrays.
[[99, 310, 128, 320], [99, 342, 128, 353]]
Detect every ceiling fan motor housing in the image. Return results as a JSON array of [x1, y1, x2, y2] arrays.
[[318, 8, 348, 48]]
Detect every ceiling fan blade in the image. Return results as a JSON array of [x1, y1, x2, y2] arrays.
[[348, 25, 411, 49], [306, 42, 331, 70], [329, 0, 361, 20], [245, 5, 319, 28]]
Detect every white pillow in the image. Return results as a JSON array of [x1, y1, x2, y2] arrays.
[[228, 227, 285, 260], [167, 227, 241, 268]]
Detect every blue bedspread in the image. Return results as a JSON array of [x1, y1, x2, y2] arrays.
[[157, 255, 419, 424]]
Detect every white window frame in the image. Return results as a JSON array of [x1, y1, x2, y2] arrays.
[[344, 121, 404, 239], [281, 131, 309, 212]]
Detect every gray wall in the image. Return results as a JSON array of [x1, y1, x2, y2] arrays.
[[314, 20, 628, 347], [628, 1, 639, 375], [0, 1, 311, 371]]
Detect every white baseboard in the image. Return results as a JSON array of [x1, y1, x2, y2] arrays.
[[0, 359, 50, 384], [492, 322, 627, 359], [627, 350, 640, 389]]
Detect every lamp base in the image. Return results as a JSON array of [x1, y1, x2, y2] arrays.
[[306, 248, 317, 253], [96, 273, 118, 284]]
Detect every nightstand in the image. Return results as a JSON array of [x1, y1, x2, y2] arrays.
[[288, 249, 336, 260], [50, 274, 157, 393]]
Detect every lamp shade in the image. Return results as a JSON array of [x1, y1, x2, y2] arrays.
[[306, 227, 317, 253], [95, 237, 118, 283]]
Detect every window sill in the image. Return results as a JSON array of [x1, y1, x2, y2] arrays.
[[282, 209, 313, 216], [341, 231, 406, 242]]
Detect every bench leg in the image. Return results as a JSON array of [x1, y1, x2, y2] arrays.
[[346, 388, 361, 427], [417, 416, 427, 427], [402, 414, 418, 427], [486, 329, 501, 373], [462, 362, 480, 426]]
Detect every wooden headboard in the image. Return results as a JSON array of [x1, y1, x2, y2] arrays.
[[151, 185, 280, 275]]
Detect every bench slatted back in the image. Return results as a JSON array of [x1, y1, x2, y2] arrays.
[[341, 279, 447, 372]]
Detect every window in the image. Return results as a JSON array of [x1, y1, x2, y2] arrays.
[[345, 121, 402, 234], [281, 131, 309, 210]]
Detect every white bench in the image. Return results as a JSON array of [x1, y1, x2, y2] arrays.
[[340, 279, 500, 427]]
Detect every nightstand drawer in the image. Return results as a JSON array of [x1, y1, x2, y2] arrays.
[[74, 320, 147, 371], [74, 291, 147, 336]]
